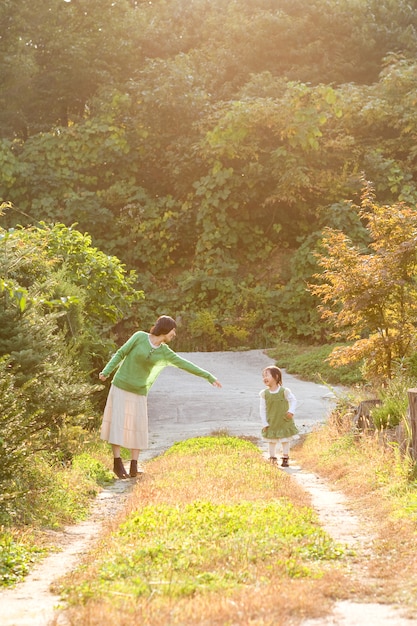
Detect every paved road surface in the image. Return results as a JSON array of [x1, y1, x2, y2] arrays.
[[145, 349, 340, 461]]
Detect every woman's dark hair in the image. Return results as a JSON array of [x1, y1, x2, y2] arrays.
[[263, 366, 282, 385], [150, 315, 177, 336]]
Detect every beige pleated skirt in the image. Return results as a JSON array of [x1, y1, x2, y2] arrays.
[[100, 384, 148, 449]]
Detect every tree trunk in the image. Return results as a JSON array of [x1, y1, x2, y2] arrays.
[[407, 388, 417, 460]]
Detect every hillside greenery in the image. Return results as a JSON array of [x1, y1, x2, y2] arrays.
[[1, 0, 417, 349], [2, 0, 417, 556]]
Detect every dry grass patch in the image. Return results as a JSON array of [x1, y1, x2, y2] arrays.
[[58, 574, 345, 626], [294, 412, 417, 608], [54, 435, 349, 625]]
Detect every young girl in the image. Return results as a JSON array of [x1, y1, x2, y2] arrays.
[[259, 365, 299, 467]]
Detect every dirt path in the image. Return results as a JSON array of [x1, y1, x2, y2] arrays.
[[1, 350, 416, 625]]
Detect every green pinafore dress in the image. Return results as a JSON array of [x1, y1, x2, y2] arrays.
[[262, 387, 299, 442]]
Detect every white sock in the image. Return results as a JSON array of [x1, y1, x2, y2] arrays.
[[281, 442, 290, 457], [269, 442, 277, 457]]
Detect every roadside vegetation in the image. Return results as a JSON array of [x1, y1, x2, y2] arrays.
[[53, 435, 348, 626], [51, 425, 417, 624], [266, 342, 364, 387], [296, 401, 417, 609], [2, 0, 417, 616], [0, 441, 114, 587]]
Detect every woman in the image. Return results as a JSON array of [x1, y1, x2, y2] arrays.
[[99, 315, 222, 478]]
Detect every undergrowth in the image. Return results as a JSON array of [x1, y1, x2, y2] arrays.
[[267, 342, 363, 386], [294, 395, 417, 607], [0, 443, 114, 588], [56, 435, 347, 625]]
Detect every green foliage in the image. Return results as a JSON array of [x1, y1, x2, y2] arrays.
[[0, 442, 116, 587], [64, 436, 344, 604], [0, 222, 143, 507], [186, 310, 224, 351], [72, 453, 114, 486], [370, 376, 412, 430], [0, 222, 143, 377], [0, 446, 112, 529], [267, 342, 364, 386], [2, 2, 417, 348], [0, 532, 46, 587], [165, 435, 256, 455]]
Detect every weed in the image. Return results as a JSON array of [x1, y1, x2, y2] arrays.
[[267, 342, 363, 386], [58, 436, 345, 616], [295, 406, 417, 606], [0, 531, 46, 587], [72, 453, 114, 485]]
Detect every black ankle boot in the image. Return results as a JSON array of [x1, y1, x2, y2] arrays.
[[113, 457, 129, 479], [129, 460, 138, 478], [281, 456, 289, 467]]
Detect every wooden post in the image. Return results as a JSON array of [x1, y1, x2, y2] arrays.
[[407, 388, 417, 460]]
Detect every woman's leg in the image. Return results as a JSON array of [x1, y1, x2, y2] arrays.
[[129, 449, 140, 477], [112, 444, 129, 479], [131, 449, 140, 461], [112, 444, 121, 458]]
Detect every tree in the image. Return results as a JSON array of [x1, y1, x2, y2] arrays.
[[0, 0, 140, 138], [310, 181, 417, 381], [0, 220, 144, 381], [0, 219, 145, 500]]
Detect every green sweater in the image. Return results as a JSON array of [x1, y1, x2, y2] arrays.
[[100, 331, 217, 396]]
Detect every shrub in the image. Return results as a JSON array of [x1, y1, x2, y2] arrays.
[[370, 376, 412, 430]]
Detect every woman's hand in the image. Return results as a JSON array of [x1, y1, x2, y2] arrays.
[[99, 373, 108, 382], [212, 380, 222, 388]]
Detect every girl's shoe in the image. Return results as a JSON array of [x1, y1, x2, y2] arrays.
[[269, 456, 278, 465], [281, 456, 289, 467], [113, 457, 129, 479]]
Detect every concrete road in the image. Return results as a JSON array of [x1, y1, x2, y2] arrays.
[[144, 350, 342, 461]]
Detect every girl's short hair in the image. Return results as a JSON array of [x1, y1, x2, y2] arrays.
[[150, 315, 177, 336], [263, 365, 282, 385]]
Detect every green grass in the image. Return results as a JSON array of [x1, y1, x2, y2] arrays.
[[0, 444, 115, 588], [267, 341, 364, 386], [60, 436, 345, 610], [99, 500, 342, 597], [0, 532, 47, 586]]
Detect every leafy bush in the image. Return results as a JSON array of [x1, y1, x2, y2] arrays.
[[0, 443, 115, 587], [0, 532, 46, 587], [370, 376, 412, 430], [0, 449, 112, 528]]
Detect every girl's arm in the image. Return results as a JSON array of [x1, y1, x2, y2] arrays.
[[259, 392, 269, 428], [284, 388, 297, 416]]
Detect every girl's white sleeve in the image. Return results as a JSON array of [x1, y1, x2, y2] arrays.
[[259, 391, 268, 427], [284, 388, 297, 414]]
